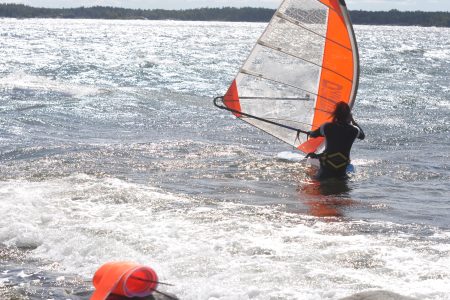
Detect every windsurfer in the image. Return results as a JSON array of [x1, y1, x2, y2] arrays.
[[307, 102, 365, 179]]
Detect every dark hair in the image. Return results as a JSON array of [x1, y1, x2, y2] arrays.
[[332, 101, 351, 123]]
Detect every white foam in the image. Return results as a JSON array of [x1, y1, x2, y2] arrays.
[[277, 152, 376, 168], [424, 49, 450, 60], [0, 71, 106, 97], [277, 151, 305, 162], [17, 271, 32, 278], [393, 44, 420, 53], [1, 175, 449, 299], [351, 158, 380, 167]]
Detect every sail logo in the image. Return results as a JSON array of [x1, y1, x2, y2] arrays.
[[321, 80, 343, 102]]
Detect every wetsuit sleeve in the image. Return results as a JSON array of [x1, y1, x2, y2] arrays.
[[309, 123, 327, 138]]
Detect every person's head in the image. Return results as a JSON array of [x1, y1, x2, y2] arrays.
[[332, 101, 351, 123]]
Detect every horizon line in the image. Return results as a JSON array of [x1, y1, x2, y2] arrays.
[[1, 3, 449, 13]]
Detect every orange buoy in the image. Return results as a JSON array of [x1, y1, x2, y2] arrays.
[[91, 262, 158, 300]]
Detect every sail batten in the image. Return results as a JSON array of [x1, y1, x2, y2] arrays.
[[275, 12, 352, 51], [219, 0, 359, 152], [239, 69, 313, 92], [240, 97, 311, 101], [238, 70, 346, 108], [257, 40, 353, 82]]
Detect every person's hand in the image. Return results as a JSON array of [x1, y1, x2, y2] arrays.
[[307, 130, 315, 139]]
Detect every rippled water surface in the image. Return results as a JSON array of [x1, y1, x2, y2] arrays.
[[0, 19, 449, 300]]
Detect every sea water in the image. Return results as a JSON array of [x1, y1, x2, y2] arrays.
[[0, 19, 449, 300]]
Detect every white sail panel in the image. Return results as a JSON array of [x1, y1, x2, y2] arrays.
[[260, 16, 327, 66], [241, 45, 322, 92], [279, 0, 328, 28]]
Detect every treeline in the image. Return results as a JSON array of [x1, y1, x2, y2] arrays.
[[0, 4, 449, 27], [351, 10, 450, 27], [0, 4, 273, 21]]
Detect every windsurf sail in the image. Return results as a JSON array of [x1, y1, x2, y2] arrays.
[[214, 0, 359, 154]]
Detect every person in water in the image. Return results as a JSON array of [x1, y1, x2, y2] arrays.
[[307, 101, 365, 179]]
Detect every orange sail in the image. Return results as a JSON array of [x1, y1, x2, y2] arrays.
[[220, 0, 359, 154]]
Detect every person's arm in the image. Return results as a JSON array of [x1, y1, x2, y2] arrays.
[[351, 116, 365, 140], [308, 123, 327, 138]]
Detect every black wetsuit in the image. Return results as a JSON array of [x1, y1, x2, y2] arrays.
[[309, 121, 365, 179]]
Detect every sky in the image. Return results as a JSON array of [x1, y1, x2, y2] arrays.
[[1, 0, 449, 12]]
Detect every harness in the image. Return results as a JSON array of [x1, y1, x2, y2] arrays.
[[307, 152, 350, 170]]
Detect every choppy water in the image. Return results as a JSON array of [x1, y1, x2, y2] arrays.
[[0, 19, 449, 300]]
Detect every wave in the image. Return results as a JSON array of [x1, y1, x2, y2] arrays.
[[0, 71, 109, 98]]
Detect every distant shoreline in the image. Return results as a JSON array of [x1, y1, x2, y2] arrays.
[[1, 4, 449, 27]]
